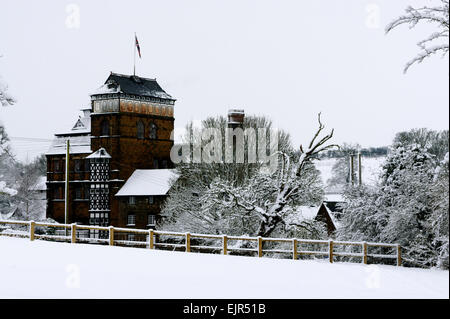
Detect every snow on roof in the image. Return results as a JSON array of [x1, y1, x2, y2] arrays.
[[91, 73, 175, 101], [115, 169, 179, 196], [324, 193, 345, 202], [54, 113, 91, 136], [295, 206, 320, 220], [86, 148, 111, 159], [322, 203, 340, 230], [46, 135, 91, 156], [92, 83, 121, 95], [29, 176, 47, 192]]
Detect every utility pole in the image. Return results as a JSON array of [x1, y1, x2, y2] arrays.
[[358, 152, 362, 186], [349, 154, 355, 186], [65, 139, 70, 234]]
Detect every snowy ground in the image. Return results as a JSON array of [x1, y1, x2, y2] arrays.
[[0, 237, 448, 299]]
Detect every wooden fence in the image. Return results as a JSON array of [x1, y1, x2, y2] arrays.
[[0, 219, 402, 266]]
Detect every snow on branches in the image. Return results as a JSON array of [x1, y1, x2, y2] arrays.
[[386, 0, 449, 73], [204, 113, 337, 238]]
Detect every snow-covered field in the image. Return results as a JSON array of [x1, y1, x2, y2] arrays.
[[0, 237, 448, 299]]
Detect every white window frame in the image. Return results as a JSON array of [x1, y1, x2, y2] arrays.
[[127, 214, 136, 226], [147, 214, 156, 227]]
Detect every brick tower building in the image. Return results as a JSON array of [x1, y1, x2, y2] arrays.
[[46, 72, 177, 236]]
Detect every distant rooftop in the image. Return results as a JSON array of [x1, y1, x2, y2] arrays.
[[91, 72, 175, 101]]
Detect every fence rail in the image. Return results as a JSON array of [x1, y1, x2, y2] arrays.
[[0, 219, 402, 266]]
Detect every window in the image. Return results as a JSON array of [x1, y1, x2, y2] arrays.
[[54, 160, 60, 172], [74, 159, 82, 172], [101, 120, 110, 136], [149, 123, 157, 139], [84, 159, 90, 172], [161, 160, 168, 168], [128, 196, 136, 205], [147, 214, 156, 226], [137, 120, 145, 139], [127, 214, 136, 226], [153, 159, 159, 169], [75, 187, 82, 199], [148, 196, 154, 204]]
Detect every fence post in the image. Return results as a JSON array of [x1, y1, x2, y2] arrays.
[[397, 244, 402, 266], [149, 229, 154, 249], [186, 232, 191, 252], [223, 235, 228, 255], [329, 240, 333, 263], [71, 223, 77, 244], [293, 239, 298, 260], [109, 226, 114, 246], [258, 236, 263, 257], [29, 221, 35, 241], [362, 242, 368, 264]]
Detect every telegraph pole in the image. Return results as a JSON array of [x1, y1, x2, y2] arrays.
[[358, 152, 362, 186], [65, 139, 70, 233], [349, 154, 355, 186]]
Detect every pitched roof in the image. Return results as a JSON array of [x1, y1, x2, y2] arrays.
[[45, 135, 91, 156], [86, 147, 111, 159], [92, 72, 175, 101], [115, 169, 179, 196]]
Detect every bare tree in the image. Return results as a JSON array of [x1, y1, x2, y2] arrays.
[[386, 0, 449, 73]]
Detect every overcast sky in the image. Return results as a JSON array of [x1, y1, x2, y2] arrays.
[[0, 0, 448, 162]]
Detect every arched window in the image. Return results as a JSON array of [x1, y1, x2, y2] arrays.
[[149, 123, 157, 139], [137, 120, 145, 139], [101, 120, 109, 136]]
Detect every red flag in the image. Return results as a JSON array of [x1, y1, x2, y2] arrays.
[[135, 35, 141, 58]]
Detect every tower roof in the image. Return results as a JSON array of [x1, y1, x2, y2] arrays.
[[92, 72, 175, 101]]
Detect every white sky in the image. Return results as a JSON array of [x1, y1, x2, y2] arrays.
[[0, 0, 448, 162]]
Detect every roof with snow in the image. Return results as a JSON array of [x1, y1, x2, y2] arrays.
[[115, 169, 179, 196], [86, 148, 111, 159], [324, 193, 345, 203], [295, 206, 321, 220], [29, 176, 47, 192], [46, 135, 91, 156], [293, 204, 339, 231], [92, 73, 175, 101], [47, 110, 92, 155]]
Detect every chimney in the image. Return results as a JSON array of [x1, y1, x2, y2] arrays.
[[227, 109, 245, 128]]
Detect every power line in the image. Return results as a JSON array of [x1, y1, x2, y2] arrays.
[[10, 136, 54, 142]]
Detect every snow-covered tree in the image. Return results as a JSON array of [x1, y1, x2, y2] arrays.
[[430, 152, 449, 268], [386, 0, 449, 73], [162, 113, 337, 239], [393, 128, 449, 161], [161, 114, 293, 235], [338, 143, 449, 268], [0, 72, 16, 107]]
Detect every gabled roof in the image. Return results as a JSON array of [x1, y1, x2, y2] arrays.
[[115, 169, 178, 196], [92, 72, 175, 101], [86, 147, 111, 159], [54, 112, 91, 137]]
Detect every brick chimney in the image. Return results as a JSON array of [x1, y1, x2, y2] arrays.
[[227, 109, 245, 128]]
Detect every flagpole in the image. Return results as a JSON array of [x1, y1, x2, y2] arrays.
[[133, 32, 136, 76]]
